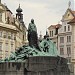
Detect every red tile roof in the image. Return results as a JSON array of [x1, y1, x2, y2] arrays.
[[48, 24, 62, 29], [66, 8, 75, 17], [68, 17, 75, 24], [72, 11, 75, 14]]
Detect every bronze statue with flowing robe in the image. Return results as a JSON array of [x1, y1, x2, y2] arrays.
[[28, 19, 39, 49]]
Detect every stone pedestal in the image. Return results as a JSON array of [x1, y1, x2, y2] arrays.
[[0, 56, 70, 75], [25, 56, 70, 75]]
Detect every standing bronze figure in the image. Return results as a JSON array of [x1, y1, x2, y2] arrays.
[[28, 19, 38, 49]]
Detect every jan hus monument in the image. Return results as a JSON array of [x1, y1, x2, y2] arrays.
[[0, 19, 70, 75]]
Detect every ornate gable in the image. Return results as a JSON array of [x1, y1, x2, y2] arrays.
[[48, 25, 55, 30], [62, 9, 74, 21]]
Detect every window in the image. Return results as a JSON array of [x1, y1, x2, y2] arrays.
[[0, 42, 2, 58], [50, 31, 51, 37], [0, 50, 2, 57], [5, 43, 8, 52], [5, 52, 8, 58], [0, 42, 2, 50], [60, 47, 64, 55], [52, 31, 53, 37], [8, 32, 11, 39], [68, 25, 70, 31], [19, 15, 21, 19], [11, 33, 13, 40], [23, 35, 24, 40], [0, 13, 2, 22], [67, 36, 71, 42], [67, 46, 71, 55], [11, 44, 13, 51], [55, 28, 58, 35], [3, 31, 7, 38], [67, 57, 71, 63], [50, 31, 53, 37], [60, 37, 64, 43], [68, 14, 70, 16], [0, 31, 2, 37], [4, 31, 9, 39], [64, 26, 66, 32], [6, 32, 8, 38], [7, 17, 10, 24], [14, 34, 16, 40]]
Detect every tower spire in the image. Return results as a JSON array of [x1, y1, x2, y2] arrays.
[[68, 1, 71, 9], [19, 4, 20, 8], [16, 4, 23, 23]]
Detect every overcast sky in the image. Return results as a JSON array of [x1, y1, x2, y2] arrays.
[[2, 0, 74, 36]]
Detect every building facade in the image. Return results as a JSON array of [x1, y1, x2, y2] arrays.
[[0, 1, 27, 59], [58, 8, 74, 59], [48, 8, 75, 59], [48, 24, 61, 48], [68, 16, 75, 75], [48, 8, 75, 75], [15, 4, 27, 49]]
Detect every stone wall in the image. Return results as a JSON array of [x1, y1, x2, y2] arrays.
[[25, 56, 70, 75], [0, 62, 25, 75], [0, 56, 70, 75]]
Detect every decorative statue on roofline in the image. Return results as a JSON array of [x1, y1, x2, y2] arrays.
[[28, 19, 39, 49]]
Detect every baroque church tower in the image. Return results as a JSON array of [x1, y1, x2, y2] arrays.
[[16, 4, 24, 24]]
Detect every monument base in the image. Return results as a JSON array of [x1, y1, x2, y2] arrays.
[[0, 56, 70, 75]]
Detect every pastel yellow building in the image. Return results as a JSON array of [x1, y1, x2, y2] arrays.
[[0, 23, 17, 59], [68, 15, 75, 75], [0, 1, 27, 59]]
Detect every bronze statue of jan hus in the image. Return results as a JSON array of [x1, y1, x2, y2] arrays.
[[28, 19, 39, 49]]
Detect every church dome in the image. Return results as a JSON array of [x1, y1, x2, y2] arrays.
[[16, 4, 22, 12]]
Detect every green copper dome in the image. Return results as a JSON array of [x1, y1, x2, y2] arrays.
[[16, 4, 22, 12]]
